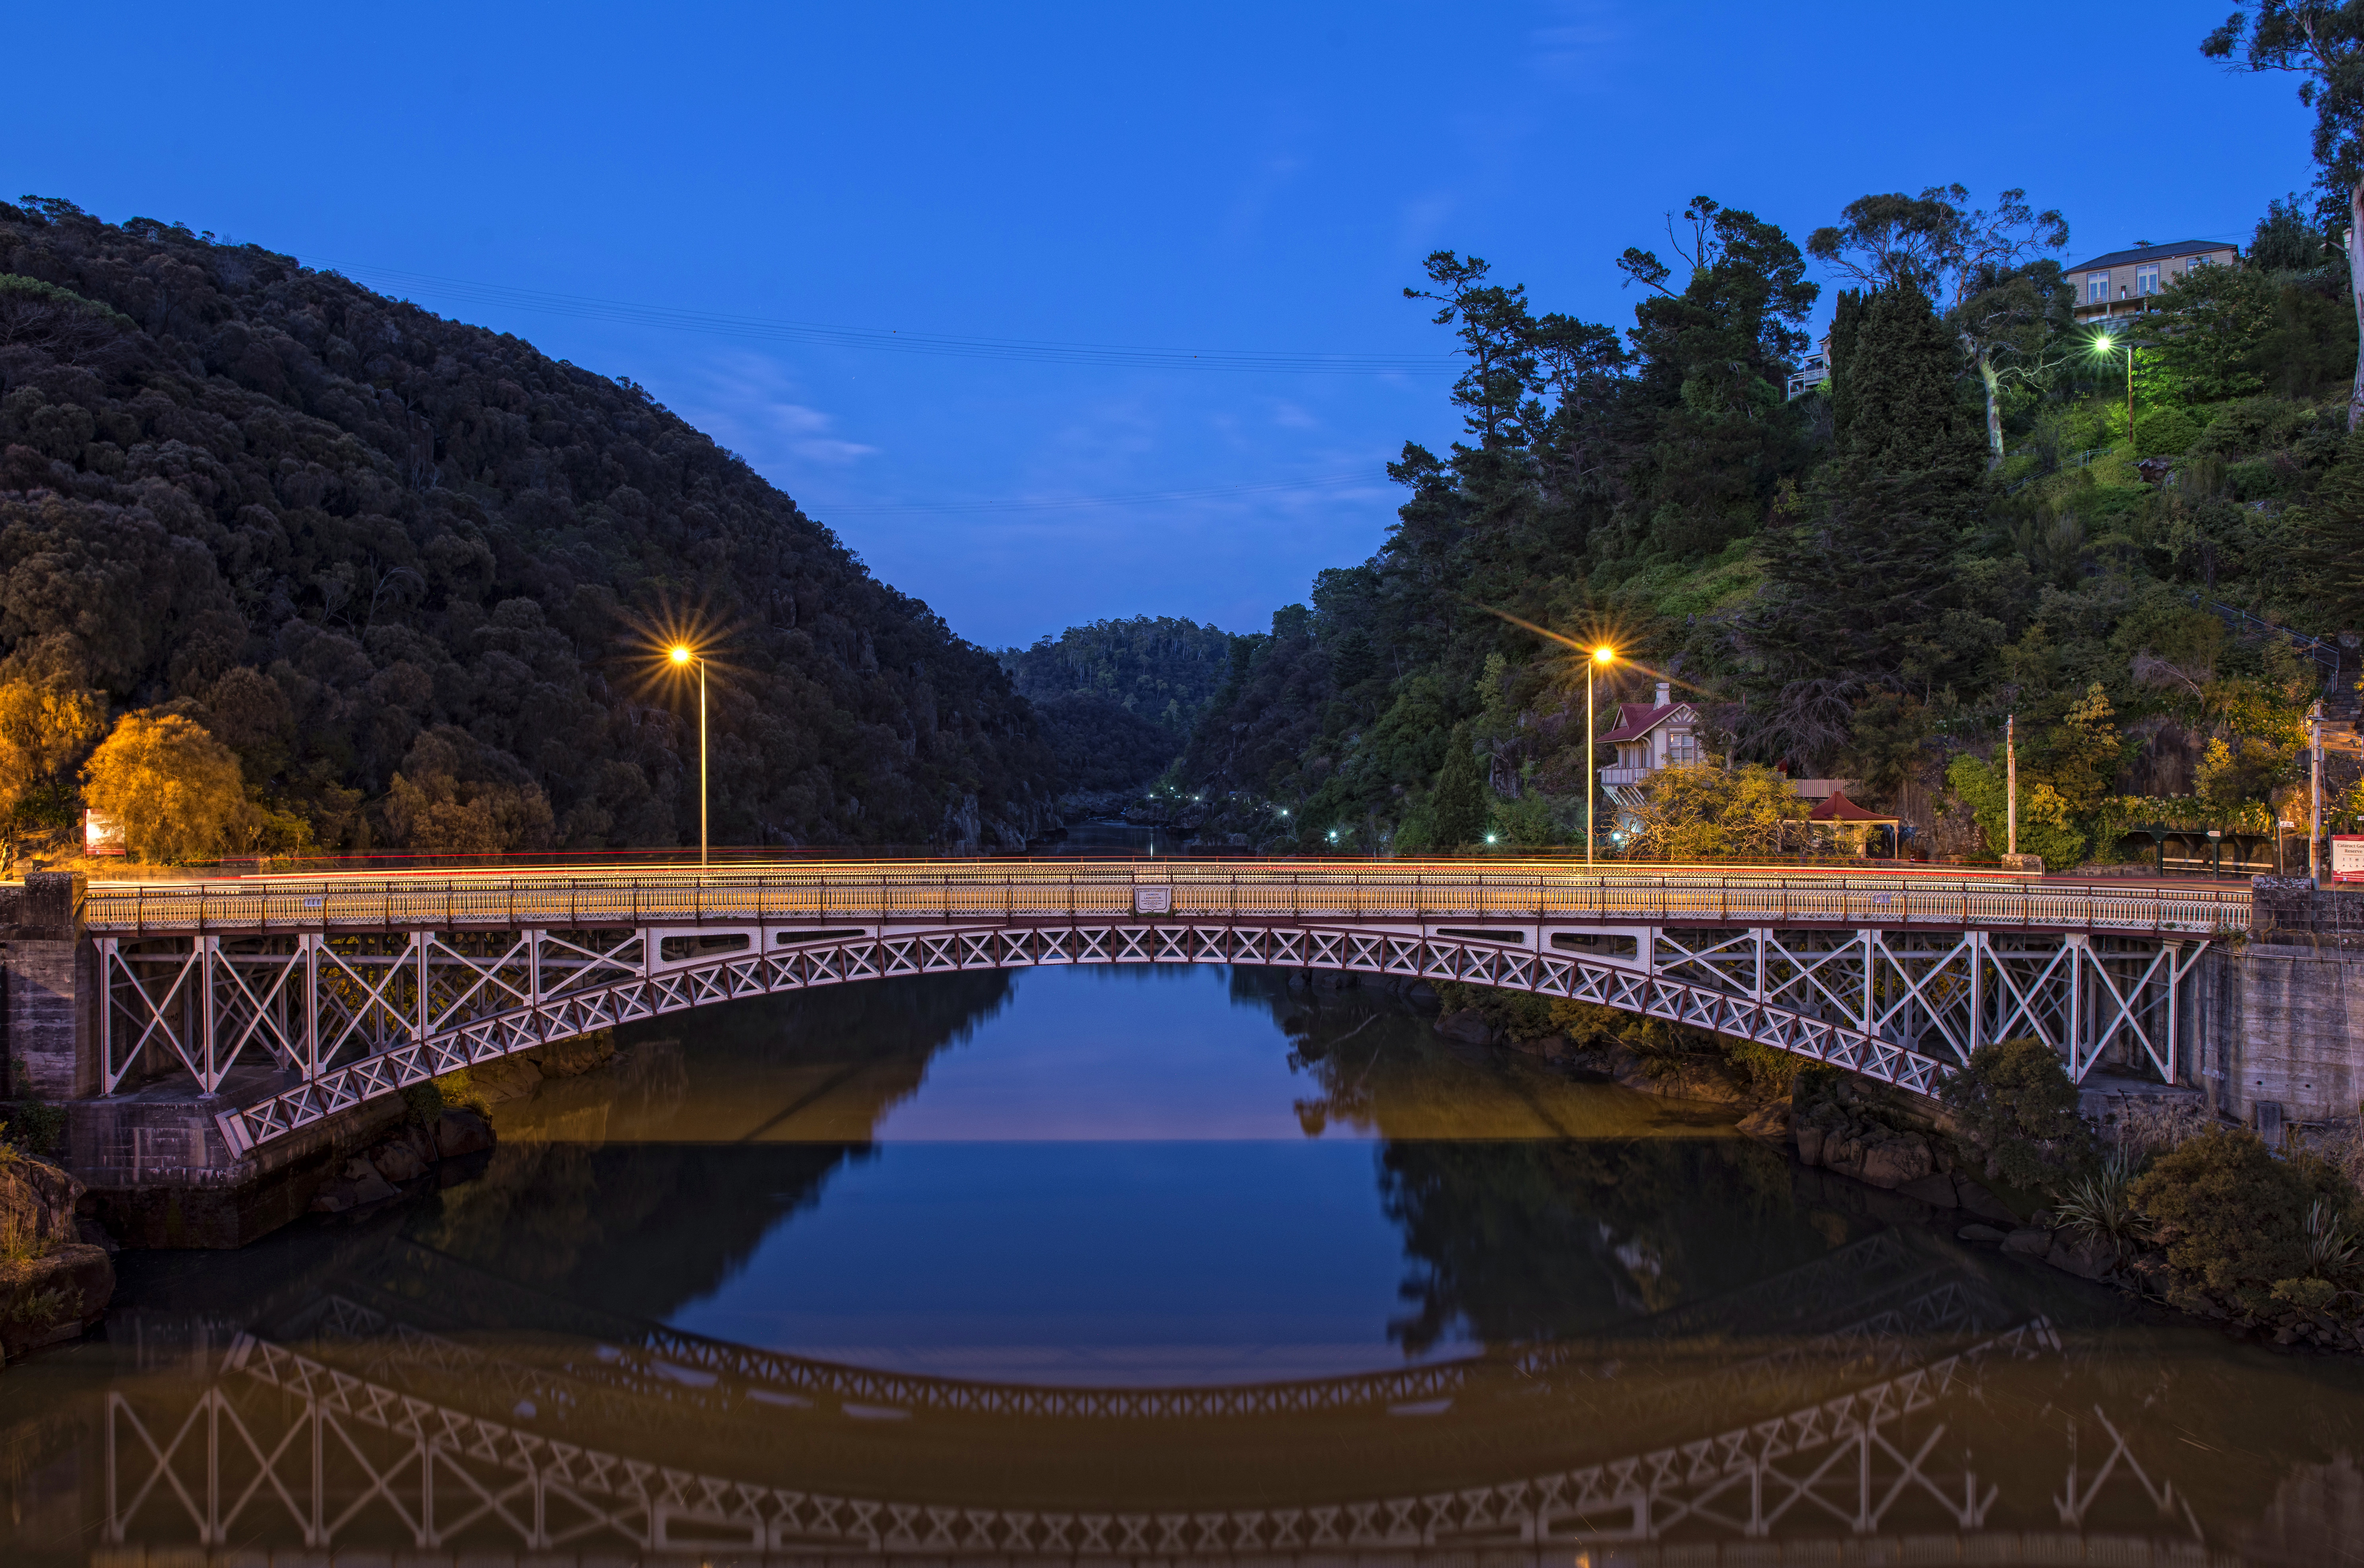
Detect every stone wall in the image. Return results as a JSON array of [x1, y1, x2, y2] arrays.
[[2200, 938, 2364, 1128], [0, 873, 90, 1100]]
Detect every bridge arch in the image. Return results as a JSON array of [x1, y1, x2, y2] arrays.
[[83, 918, 2197, 1158]]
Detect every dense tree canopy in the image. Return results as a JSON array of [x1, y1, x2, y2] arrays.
[[1171, 185, 2364, 863], [0, 197, 1053, 854]]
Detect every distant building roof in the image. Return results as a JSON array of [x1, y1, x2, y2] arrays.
[[1808, 790, 1896, 824], [1600, 702, 1693, 745], [2065, 239, 2236, 272]]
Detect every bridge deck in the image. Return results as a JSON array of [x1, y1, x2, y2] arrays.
[[82, 859, 2248, 937]]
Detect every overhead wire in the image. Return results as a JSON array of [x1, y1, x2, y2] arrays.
[[307, 257, 1460, 376]]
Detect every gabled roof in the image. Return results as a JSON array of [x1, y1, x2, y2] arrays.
[[1600, 701, 1694, 744], [1809, 790, 1897, 824], [2066, 239, 2237, 273]]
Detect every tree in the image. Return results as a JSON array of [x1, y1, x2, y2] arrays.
[[82, 712, 247, 861], [1619, 195, 1817, 420], [2250, 191, 2336, 270], [0, 679, 103, 824], [2146, 263, 2280, 402], [381, 727, 556, 853], [1946, 752, 2085, 868], [1809, 185, 2070, 464], [1739, 284, 1987, 760], [2204, 3, 2364, 427], [1405, 252, 1539, 447], [1622, 762, 1807, 860], [1938, 1038, 2093, 1190], [1429, 745, 1490, 850], [2298, 450, 2364, 626]]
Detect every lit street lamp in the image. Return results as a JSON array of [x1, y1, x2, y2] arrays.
[[1588, 644, 1616, 868], [669, 644, 708, 866], [2093, 331, 2134, 450]]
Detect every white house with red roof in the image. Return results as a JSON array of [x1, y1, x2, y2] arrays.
[[1599, 681, 1702, 805]]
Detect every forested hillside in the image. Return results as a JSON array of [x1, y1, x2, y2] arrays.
[[0, 198, 1053, 857], [1179, 189, 2364, 863], [998, 615, 1232, 798]]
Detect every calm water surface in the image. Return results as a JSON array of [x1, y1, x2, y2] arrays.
[[5, 939, 2361, 1564]]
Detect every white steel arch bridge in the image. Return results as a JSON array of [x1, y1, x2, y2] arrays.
[[77, 860, 2245, 1158]]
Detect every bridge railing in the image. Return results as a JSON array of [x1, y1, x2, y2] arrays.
[[80, 861, 2250, 938]]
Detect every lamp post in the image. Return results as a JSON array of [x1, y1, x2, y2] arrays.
[[1588, 644, 1616, 868], [2005, 714, 2017, 858], [669, 644, 707, 866], [2094, 332, 2134, 449]]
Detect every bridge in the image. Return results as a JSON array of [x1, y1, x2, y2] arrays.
[[40, 860, 2241, 1162]]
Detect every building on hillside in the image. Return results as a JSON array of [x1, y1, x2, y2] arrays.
[[2066, 240, 2238, 328], [1785, 339, 1831, 400], [1599, 683, 1703, 807], [1598, 683, 1864, 833]]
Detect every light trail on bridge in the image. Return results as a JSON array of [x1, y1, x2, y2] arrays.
[[71, 860, 2235, 1163]]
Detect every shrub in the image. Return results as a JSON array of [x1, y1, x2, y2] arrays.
[[1938, 1038, 2093, 1188], [2127, 1128, 2360, 1315], [2133, 407, 2201, 458]]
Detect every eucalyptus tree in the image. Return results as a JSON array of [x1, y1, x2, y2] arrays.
[[2204, 1, 2364, 428], [1808, 185, 2071, 465]]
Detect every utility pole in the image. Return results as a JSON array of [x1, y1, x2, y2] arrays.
[[2311, 698, 2325, 883], [2006, 714, 2018, 858]]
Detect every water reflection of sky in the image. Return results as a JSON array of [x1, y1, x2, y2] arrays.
[[872, 967, 1315, 1140], [654, 964, 1757, 1383], [668, 1140, 1451, 1384]]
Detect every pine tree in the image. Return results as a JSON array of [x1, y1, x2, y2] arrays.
[[1430, 746, 1490, 850], [1746, 286, 1984, 709]]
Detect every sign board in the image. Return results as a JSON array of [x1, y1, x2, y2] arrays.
[[83, 809, 125, 856], [1133, 885, 1172, 915], [2334, 836, 2364, 883]]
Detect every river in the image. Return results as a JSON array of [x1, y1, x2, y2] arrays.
[[4, 918, 2361, 1562]]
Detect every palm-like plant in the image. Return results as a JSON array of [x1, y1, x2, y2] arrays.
[[2302, 1199, 2359, 1280], [2053, 1150, 2151, 1263]]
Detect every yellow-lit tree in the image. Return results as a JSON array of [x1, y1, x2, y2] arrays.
[[82, 712, 248, 862], [1624, 762, 1809, 860], [0, 679, 105, 824]]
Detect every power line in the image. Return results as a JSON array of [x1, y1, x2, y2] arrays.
[[824, 473, 1380, 516], [309, 258, 1460, 376]]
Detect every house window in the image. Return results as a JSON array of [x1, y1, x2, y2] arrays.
[[2137, 264, 2160, 296], [2086, 272, 2110, 303], [1665, 732, 1700, 766]]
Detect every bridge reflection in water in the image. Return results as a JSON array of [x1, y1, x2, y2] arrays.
[[12, 965, 2361, 1568], [13, 1220, 2352, 1568]]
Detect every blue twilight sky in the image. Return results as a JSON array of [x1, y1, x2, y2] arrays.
[[0, 3, 2319, 649]]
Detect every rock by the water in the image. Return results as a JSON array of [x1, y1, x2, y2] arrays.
[[435, 1108, 495, 1158], [0, 1156, 114, 1360], [0, 1154, 82, 1251], [1434, 1009, 1494, 1045], [2001, 1227, 2054, 1256], [0, 1243, 112, 1360], [1957, 1223, 2009, 1243], [2045, 1231, 2118, 1280], [1736, 1103, 1791, 1144]]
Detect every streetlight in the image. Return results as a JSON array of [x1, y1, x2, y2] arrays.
[[669, 644, 708, 866], [1588, 644, 1616, 868], [2094, 332, 2134, 449]]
